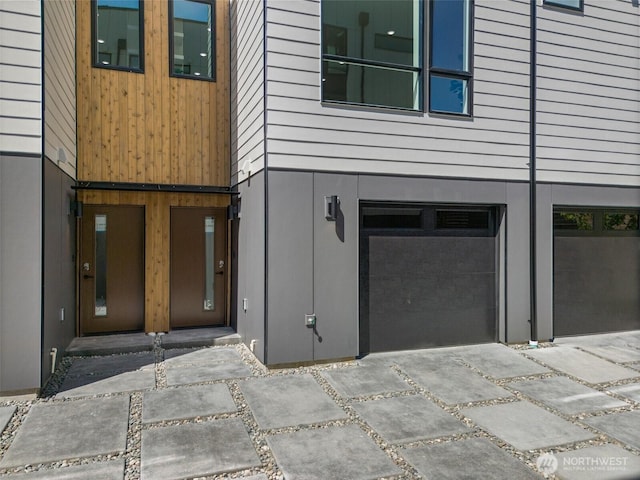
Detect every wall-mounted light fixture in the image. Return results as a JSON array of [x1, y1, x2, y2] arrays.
[[324, 195, 339, 221]]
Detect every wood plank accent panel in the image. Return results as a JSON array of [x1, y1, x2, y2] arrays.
[[77, 190, 230, 333], [76, 0, 230, 186]]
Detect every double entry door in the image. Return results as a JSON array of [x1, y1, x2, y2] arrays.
[[79, 205, 227, 334]]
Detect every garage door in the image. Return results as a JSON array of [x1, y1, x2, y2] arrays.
[[554, 208, 640, 336], [359, 203, 499, 354]]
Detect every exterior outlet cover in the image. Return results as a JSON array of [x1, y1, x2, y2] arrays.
[[305, 314, 316, 327]]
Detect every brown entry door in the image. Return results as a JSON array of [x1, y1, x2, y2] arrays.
[[170, 207, 227, 327], [80, 205, 145, 334]]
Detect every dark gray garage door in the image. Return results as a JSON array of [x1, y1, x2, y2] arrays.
[[554, 209, 640, 337], [359, 203, 499, 354]]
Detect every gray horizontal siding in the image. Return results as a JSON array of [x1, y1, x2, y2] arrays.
[[263, 0, 532, 181], [536, 0, 639, 186], [231, 0, 265, 185], [254, 0, 638, 186], [0, 0, 42, 154], [43, 0, 76, 178]]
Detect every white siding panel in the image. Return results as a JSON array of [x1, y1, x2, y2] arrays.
[[231, 0, 265, 184], [0, 99, 40, 118], [0, 65, 41, 84], [0, 29, 40, 50], [0, 0, 42, 153], [0, 10, 41, 33], [43, 0, 76, 175], [0, 81, 41, 101], [0, 133, 40, 154], [536, 0, 639, 186]]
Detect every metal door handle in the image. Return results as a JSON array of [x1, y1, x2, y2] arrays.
[[215, 271, 224, 275], [83, 274, 94, 279]]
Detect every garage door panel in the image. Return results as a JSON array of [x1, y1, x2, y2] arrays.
[[553, 210, 640, 337], [361, 204, 498, 354]]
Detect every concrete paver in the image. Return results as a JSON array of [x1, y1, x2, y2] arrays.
[[402, 437, 542, 479], [0, 406, 15, 433], [583, 411, 640, 450], [0, 461, 125, 479], [398, 356, 512, 404], [142, 383, 236, 423], [266, 425, 402, 480], [525, 347, 638, 384], [454, 343, 550, 378], [160, 327, 241, 348], [0, 397, 129, 468], [140, 418, 260, 480], [165, 361, 252, 386], [577, 345, 640, 364], [511, 376, 627, 414], [461, 401, 596, 450], [552, 445, 640, 480], [320, 365, 410, 398], [352, 394, 469, 444], [610, 383, 640, 403], [57, 369, 156, 398], [239, 374, 346, 430], [163, 347, 244, 366]]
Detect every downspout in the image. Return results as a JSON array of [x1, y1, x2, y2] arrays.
[[529, 0, 538, 346]]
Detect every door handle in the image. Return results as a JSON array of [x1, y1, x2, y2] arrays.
[[215, 271, 224, 275], [83, 274, 94, 279]]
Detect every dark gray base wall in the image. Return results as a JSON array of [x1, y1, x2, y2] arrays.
[[234, 172, 266, 362], [264, 171, 532, 365], [537, 183, 640, 340], [0, 154, 42, 392], [42, 158, 77, 387]]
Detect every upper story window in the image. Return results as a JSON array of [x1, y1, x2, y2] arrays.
[[92, 0, 144, 72], [169, 0, 216, 81], [321, 0, 473, 116], [321, 0, 422, 111], [543, 0, 583, 11], [429, 0, 472, 115]]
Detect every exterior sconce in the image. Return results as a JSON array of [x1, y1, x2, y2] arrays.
[[324, 195, 339, 221]]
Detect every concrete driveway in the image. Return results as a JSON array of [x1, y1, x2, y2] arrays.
[[1, 330, 639, 479]]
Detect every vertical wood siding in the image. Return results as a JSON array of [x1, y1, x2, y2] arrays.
[[231, 0, 265, 185], [259, 0, 639, 186], [0, 0, 42, 154], [76, 0, 230, 186], [536, 0, 640, 186], [43, 0, 76, 179]]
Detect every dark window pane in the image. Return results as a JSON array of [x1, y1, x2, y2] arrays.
[[543, 0, 582, 10], [554, 212, 594, 230], [436, 210, 489, 229], [172, 0, 214, 79], [604, 213, 639, 231], [322, 0, 418, 66], [430, 75, 468, 114], [95, 0, 142, 69], [362, 208, 422, 229], [431, 0, 470, 72], [322, 0, 420, 110], [323, 60, 420, 110]]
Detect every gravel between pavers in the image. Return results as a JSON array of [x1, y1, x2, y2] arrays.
[[0, 341, 639, 479]]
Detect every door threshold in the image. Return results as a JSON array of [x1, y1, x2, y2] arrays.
[[66, 326, 240, 356]]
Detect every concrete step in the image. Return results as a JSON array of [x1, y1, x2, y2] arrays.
[[66, 327, 241, 356]]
